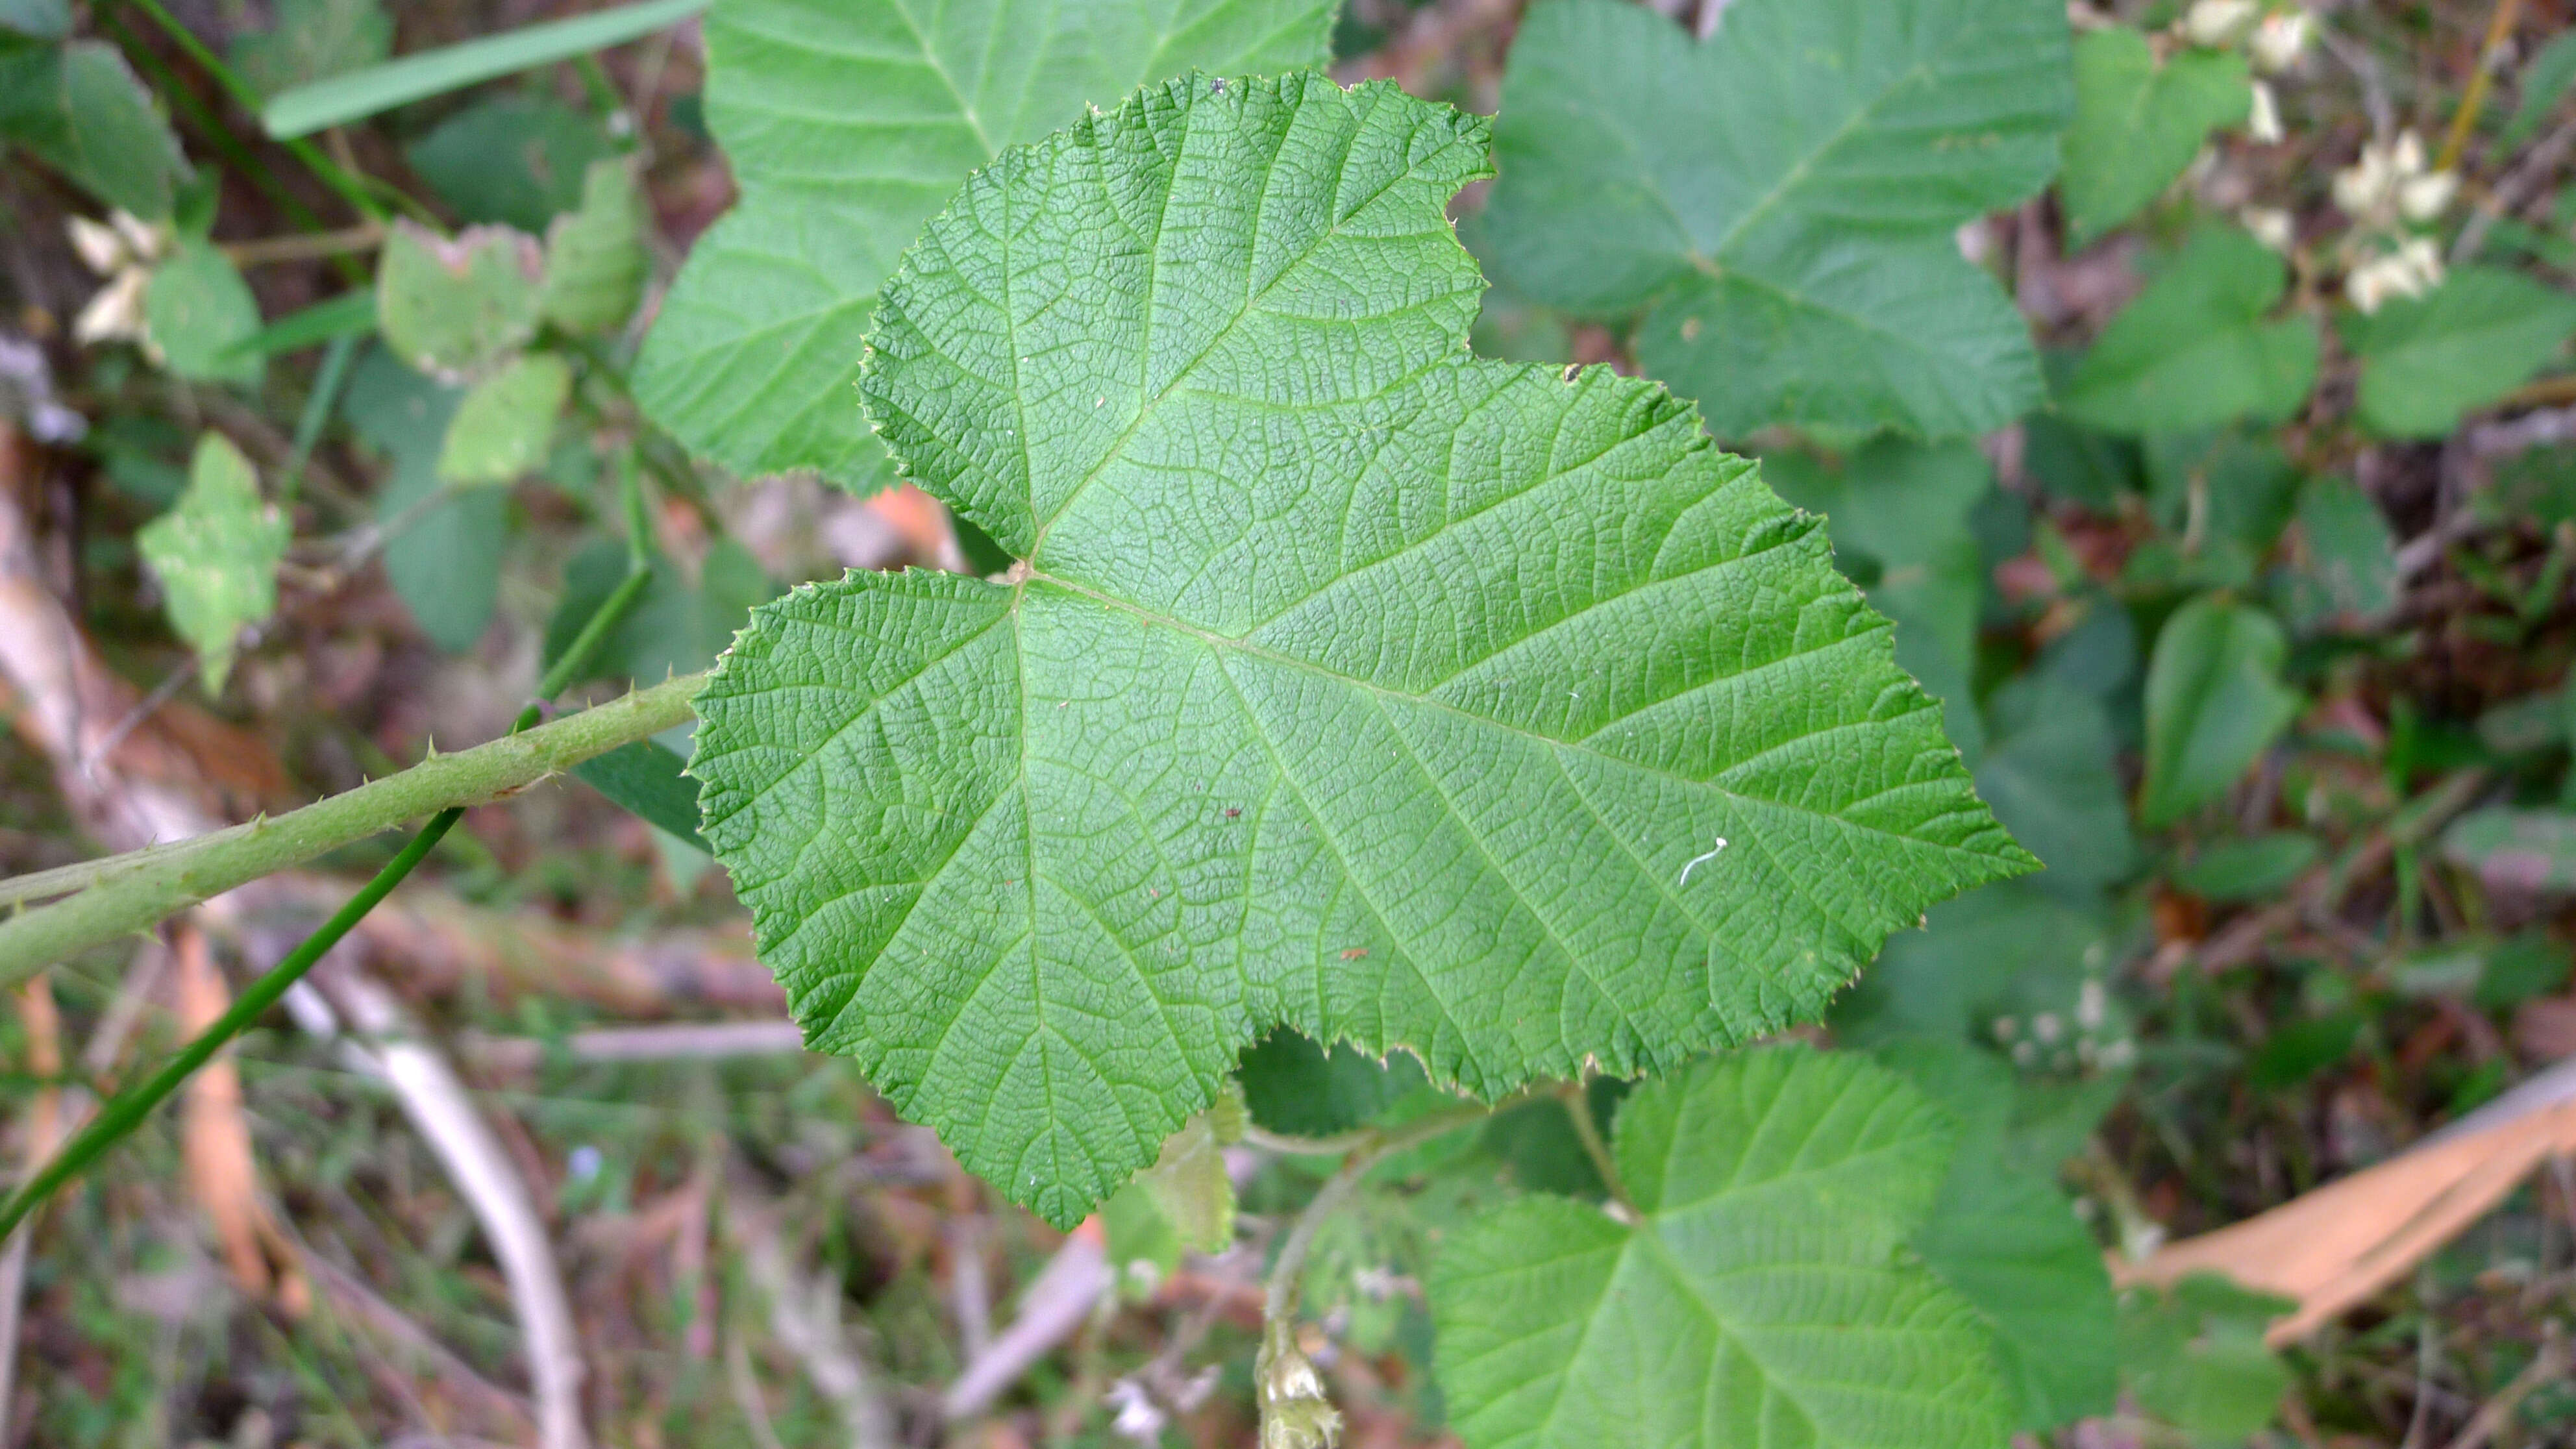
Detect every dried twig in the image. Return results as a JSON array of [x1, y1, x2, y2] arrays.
[[325, 974, 592, 1449], [0, 974, 65, 1441], [943, 1217, 1112, 1422]]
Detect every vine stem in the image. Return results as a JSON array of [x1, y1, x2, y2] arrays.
[[1251, 1089, 1539, 1445], [0, 667, 704, 976], [0, 565, 658, 1239], [1555, 1080, 1633, 1213]]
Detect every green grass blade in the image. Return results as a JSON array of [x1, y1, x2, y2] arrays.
[[262, 0, 706, 139], [218, 290, 377, 361]]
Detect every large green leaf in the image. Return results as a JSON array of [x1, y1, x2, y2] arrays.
[[2140, 595, 2301, 826], [689, 75, 2034, 1226], [2344, 267, 2576, 440], [1429, 1048, 2011, 1449], [2060, 27, 2250, 242], [630, 0, 1336, 493], [2059, 227, 2318, 436], [1481, 0, 2072, 440]]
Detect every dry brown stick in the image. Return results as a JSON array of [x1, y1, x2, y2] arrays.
[[0, 974, 64, 1442], [2438, 1322, 2566, 1449], [327, 973, 591, 1449], [2436, 0, 2528, 173], [287, 1236, 538, 1439], [726, 1169, 898, 1449]]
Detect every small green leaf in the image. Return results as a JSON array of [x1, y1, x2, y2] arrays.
[[2170, 832, 2320, 902], [2501, 31, 2576, 151], [1483, 0, 2071, 440], [540, 158, 649, 333], [1430, 1048, 2012, 1449], [136, 433, 290, 693], [2061, 27, 2251, 242], [2140, 595, 2302, 826], [230, 0, 391, 98], [2060, 227, 2319, 436], [691, 74, 2033, 1226], [2282, 477, 2397, 630], [0, 0, 68, 41], [1976, 676, 2139, 891], [2022, 408, 2144, 512], [143, 241, 264, 386], [2143, 432, 2299, 551], [631, 0, 1337, 493], [0, 42, 189, 219], [345, 347, 503, 651], [2119, 1276, 2291, 1444], [573, 739, 708, 849], [406, 93, 619, 232], [1876, 1042, 2117, 1432], [2343, 267, 2576, 440], [436, 351, 571, 486], [376, 221, 543, 381], [2442, 808, 2576, 893]]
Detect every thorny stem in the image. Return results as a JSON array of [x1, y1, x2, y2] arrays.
[[0, 562, 658, 1239], [0, 667, 705, 976]]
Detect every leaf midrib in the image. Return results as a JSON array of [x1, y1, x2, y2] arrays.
[[1016, 568, 2009, 864]]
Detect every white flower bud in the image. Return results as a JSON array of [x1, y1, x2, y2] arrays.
[[2392, 129, 2427, 177], [2248, 80, 2283, 143], [109, 210, 168, 264], [66, 216, 127, 277], [2183, 0, 2259, 47], [2249, 10, 2314, 73], [2333, 143, 2394, 217], [2347, 239, 2444, 314], [73, 266, 149, 345], [2394, 235, 2445, 291], [2242, 205, 2295, 251], [2397, 169, 2458, 221]]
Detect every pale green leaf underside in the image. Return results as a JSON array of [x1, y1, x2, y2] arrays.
[[630, 0, 1333, 491], [138, 434, 288, 693], [691, 75, 2033, 1226], [1482, 0, 2071, 439], [1430, 1050, 2012, 1449]]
